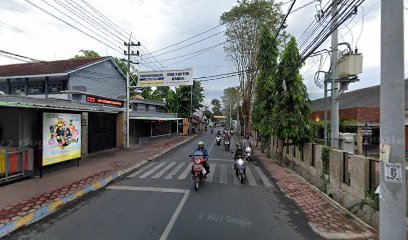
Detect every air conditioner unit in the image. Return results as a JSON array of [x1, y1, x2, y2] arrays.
[[336, 53, 363, 79]]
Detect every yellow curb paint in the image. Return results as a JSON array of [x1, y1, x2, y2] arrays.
[[107, 176, 113, 182], [92, 182, 101, 189], [15, 213, 33, 228], [74, 190, 84, 197], [48, 199, 62, 211]]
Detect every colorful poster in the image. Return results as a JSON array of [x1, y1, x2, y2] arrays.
[[42, 113, 81, 166], [138, 68, 193, 87]]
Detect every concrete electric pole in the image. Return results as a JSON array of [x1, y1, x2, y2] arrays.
[[330, 0, 339, 149], [124, 35, 140, 148], [379, 0, 406, 239]]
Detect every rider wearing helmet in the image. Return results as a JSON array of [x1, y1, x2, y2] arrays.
[[191, 141, 210, 175], [234, 143, 245, 160]]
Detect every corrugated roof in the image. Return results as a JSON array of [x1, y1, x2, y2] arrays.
[[130, 111, 178, 119], [311, 79, 408, 112], [0, 95, 123, 113], [0, 57, 110, 78]]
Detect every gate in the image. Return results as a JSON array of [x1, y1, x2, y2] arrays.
[[88, 113, 117, 153]]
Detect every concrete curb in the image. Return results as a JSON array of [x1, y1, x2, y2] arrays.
[[0, 135, 197, 238], [253, 148, 376, 239]]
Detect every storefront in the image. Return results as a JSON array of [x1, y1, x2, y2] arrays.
[[0, 95, 124, 181], [129, 116, 182, 144]]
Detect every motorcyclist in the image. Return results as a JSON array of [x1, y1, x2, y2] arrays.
[[216, 129, 221, 136], [243, 135, 252, 148], [191, 141, 210, 175], [233, 143, 245, 160], [223, 132, 231, 143]]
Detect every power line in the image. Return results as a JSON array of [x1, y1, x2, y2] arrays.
[[147, 24, 224, 55], [25, 0, 123, 55]]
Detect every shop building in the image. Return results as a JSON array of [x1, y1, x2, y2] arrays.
[[129, 98, 182, 144], [0, 57, 126, 181]]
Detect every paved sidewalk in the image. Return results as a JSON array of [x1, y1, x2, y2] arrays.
[[254, 147, 376, 240], [0, 135, 191, 226]]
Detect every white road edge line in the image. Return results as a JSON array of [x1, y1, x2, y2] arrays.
[[106, 186, 190, 240], [208, 137, 216, 154]]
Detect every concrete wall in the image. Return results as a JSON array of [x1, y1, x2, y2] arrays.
[[269, 135, 383, 228], [70, 60, 126, 100]]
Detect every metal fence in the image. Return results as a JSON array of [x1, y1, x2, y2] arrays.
[[0, 147, 35, 183]]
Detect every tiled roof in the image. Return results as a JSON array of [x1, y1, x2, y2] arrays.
[[311, 79, 408, 112], [0, 57, 110, 78]]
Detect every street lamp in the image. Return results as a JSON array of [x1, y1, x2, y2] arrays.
[[361, 123, 372, 157]]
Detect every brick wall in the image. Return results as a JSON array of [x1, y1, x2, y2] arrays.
[[311, 107, 380, 123]]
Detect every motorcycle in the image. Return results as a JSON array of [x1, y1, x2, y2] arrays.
[[245, 146, 252, 161], [230, 129, 234, 136], [233, 157, 246, 184], [224, 139, 230, 151], [190, 151, 207, 191], [211, 128, 214, 134], [216, 136, 221, 146]]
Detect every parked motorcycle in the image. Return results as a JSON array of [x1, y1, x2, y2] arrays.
[[190, 151, 207, 191], [233, 157, 246, 184], [245, 147, 252, 162], [216, 136, 221, 146], [224, 139, 230, 151]]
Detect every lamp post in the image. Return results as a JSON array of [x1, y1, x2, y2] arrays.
[[361, 123, 372, 157]]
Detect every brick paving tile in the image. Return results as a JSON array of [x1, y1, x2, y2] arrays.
[[254, 147, 376, 239], [0, 135, 192, 227]]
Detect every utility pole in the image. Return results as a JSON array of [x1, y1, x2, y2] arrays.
[[229, 101, 232, 128], [323, 72, 328, 146], [124, 35, 140, 148], [379, 0, 406, 239], [330, 0, 339, 148], [189, 83, 193, 135]]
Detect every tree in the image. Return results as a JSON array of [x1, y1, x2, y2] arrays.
[[252, 24, 279, 145], [220, 0, 287, 135], [73, 50, 101, 59], [175, 81, 204, 117], [211, 99, 223, 116], [221, 87, 241, 125], [272, 37, 312, 162]]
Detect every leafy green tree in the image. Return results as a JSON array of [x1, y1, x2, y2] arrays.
[[272, 37, 312, 161], [73, 50, 101, 59], [221, 87, 241, 124], [220, 0, 287, 135], [252, 24, 279, 142], [211, 99, 223, 116], [175, 81, 204, 117]]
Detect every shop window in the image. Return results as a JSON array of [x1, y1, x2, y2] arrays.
[[48, 81, 66, 93], [28, 81, 45, 94], [11, 84, 25, 95], [132, 103, 138, 111], [145, 104, 149, 111]]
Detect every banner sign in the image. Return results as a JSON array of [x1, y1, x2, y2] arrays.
[[86, 95, 124, 107], [138, 68, 193, 87], [42, 113, 81, 166]]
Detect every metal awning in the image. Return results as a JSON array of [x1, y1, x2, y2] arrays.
[[131, 116, 182, 121]]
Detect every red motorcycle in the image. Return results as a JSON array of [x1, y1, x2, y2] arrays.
[[190, 152, 207, 191]]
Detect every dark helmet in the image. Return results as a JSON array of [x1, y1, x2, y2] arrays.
[[198, 141, 204, 149], [245, 134, 250, 140], [236, 144, 243, 151]]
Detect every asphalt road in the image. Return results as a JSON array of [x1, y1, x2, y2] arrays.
[[6, 129, 321, 240]]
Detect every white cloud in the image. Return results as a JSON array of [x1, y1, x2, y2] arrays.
[[0, 0, 407, 103]]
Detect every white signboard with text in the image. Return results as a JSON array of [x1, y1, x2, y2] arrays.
[[138, 68, 193, 87]]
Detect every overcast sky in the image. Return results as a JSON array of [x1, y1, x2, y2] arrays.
[[0, 0, 407, 105]]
